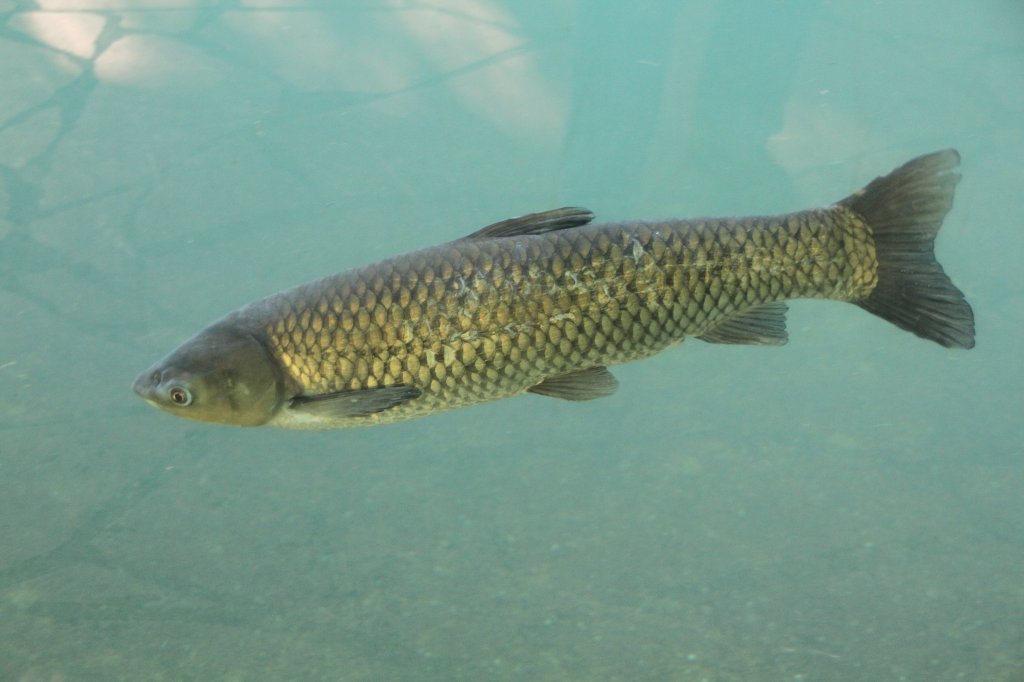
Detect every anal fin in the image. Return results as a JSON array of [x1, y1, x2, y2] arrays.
[[289, 385, 422, 419], [527, 366, 618, 401], [698, 302, 789, 345]]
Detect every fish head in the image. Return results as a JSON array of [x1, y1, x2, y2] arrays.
[[133, 322, 287, 426]]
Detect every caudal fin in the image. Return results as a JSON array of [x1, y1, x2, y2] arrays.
[[840, 149, 975, 349]]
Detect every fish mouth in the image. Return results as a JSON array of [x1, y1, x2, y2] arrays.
[[132, 369, 158, 402]]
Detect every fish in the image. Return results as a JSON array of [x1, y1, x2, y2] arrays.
[[133, 150, 974, 429]]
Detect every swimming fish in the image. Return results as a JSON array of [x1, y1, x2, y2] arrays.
[[133, 150, 974, 428]]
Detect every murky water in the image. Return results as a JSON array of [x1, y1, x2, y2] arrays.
[[1, 2, 1021, 680]]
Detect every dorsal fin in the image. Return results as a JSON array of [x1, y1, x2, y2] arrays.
[[698, 302, 789, 345], [463, 207, 595, 240]]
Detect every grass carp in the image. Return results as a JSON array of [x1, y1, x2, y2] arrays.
[[133, 150, 974, 428]]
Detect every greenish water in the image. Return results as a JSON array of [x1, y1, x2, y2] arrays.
[[1, 2, 1022, 680]]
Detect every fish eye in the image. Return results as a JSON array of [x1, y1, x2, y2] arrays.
[[168, 386, 193, 406]]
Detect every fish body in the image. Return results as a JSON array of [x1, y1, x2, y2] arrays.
[[133, 150, 974, 428]]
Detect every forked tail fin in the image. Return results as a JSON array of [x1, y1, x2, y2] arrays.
[[840, 149, 975, 349]]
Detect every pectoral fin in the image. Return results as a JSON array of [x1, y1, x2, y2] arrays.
[[289, 385, 422, 419], [527, 366, 618, 401], [698, 302, 789, 345]]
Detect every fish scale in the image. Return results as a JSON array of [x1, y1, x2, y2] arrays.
[[133, 150, 974, 429], [253, 206, 874, 426]]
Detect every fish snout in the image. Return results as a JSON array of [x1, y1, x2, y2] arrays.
[[132, 367, 161, 403]]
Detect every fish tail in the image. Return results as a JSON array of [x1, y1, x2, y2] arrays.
[[840, 149, 975, 349]]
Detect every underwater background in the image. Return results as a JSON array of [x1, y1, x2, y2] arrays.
[[1, 1, 1022, 680]]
